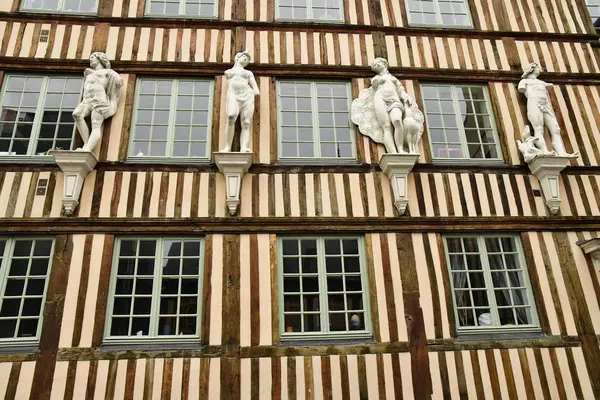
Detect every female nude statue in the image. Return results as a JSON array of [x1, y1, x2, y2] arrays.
[[351, 58, 424, 154], [220, 50, 260, 153], [517, 62, 577, 161], [72, 52, 123, 152]]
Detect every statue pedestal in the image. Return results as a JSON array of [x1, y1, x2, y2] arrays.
[[527, 155, 574, 215], [379, 153, 420, 215], [49, 150, 98, 216], [214, 152, 253, 216]]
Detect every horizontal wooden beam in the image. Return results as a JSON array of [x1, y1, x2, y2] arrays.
[[1, 57, 600, 85], [1, 216, 599, 233], [0, 11, 597, 43]]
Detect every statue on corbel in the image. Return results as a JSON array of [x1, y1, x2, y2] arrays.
[[214, 50, 259, 216], [516, 62, 578, 215], [50, 52, 123, 216], [350, 57, 425, 215]]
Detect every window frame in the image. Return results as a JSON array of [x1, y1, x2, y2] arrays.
[[275, 0, 345, 23], [420, 83, 503, 164], [277, 236, 372, 342], [103, 236, 205, 346], [586, 0, 600, 23], [144, 0, 219, 19], [127, 77, 215, 164], [276, 80, 357, 164], [20, 0, 99, 15], [443, 234, 541, 336], [404, 0, 474, 28], [0, 74, 82, 163], [0, 237, 55, 347]]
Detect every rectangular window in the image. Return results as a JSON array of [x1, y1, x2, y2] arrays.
[[277, 0, 343, 21], [277, 81, 355, 161], [587, 0, 600, 23], [406, 0, 472, 27], [0, 238, 54, 345], [421, 83, 501, 161], [105, 238, 204, 343], [444, 235, 539, 334], [279, 237, 371, 341], [146, 0, 218, 17], [0, 75, 83, 157], [21, 0, 98, 13], [129, 79, 213, 161]]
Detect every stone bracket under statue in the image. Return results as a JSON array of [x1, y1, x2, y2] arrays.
[[214, 152, 253, 216], [49, 150, 98, 216], [379, 153, 419, 215]]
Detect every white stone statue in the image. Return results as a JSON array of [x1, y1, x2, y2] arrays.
[[351, 57, 424, 154], [72, 52, 123, 153], [517, 62, 578, 162], [220, 50, 260, 153]]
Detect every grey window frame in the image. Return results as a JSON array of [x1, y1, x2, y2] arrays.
[[144, 0, 219, 19], [420, 83, 503, 164], [405, 0, 474, 28], [275, 0, 345, 23], [127, 78, 214, 164], [0, 237, 55, 348], [103, 237, 205, 346], [277, 236, 372, 342], [0, 74, 83, 163], [20, 0, 99, 14], [443, 234, 541, 335], [276, 80, 357, 164], [586, 0, 600, 23]]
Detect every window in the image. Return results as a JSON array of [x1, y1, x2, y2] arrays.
[[277, 0, 343, 21], [444, 235, 539, 334], [587, 0, 600, 24], [146, 0, 217, 17], [105, 238, 204, 343], [0, 75, 82, 157], [421, 83, 501, 161], [129, 79, 213, 161], [277, 81, 355, 162], [0, 238, 54, 345], [21, 0, 98, 13], [406, 0, 472, 27], [278, 237, 371, 341]]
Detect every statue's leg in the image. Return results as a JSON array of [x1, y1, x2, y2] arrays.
[[544, 113, 567, 155], [83, 110, 104, 152], [527, 106, 547, 152], [72, 103, 91, 147], [239, 101, 254, 153], [390, 108, 405, 154], [221, 96, 239, 152]]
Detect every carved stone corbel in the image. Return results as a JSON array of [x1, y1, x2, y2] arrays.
[[577, 238, 600, 270], [49, 150, 98, 216], [214, 152, 253, 216], [379, 153, 420, 215], [527, 155, 574, 215]]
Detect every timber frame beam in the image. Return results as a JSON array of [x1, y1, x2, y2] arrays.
[[0, 216, 600, 233]]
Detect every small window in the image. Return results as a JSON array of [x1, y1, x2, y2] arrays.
[[105, 238, 204, 344], [0, 238, 54, 345], [21, 0, 98, 13], [444, 235, 540, 334], [278, 237, 371, 341], [0, 75, 83, 157], [146, 0, 218, 18], [277, 0, 343, 21], [586, 0, 600, 25], [421, 83, 501, 162], [129, 78, 213, 161], [277, 81, 355, 162], [406, 0, 472, 27]]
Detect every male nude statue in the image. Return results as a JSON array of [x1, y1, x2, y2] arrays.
[[220, 50, 260, 153], [517, 63, 574, 158], [72, 52, 123, 152]]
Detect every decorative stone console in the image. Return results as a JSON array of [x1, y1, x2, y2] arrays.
[[526, 155, 574, 215], [214, 152, 253, 216], [379, 153, 420, 215], [49, 150, 98, 216], [577, 238, 600, 271]]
